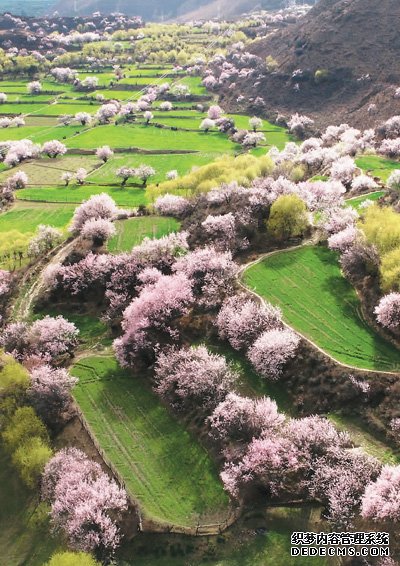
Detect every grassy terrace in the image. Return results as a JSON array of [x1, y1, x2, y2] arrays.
[[108, 216, 180, 253], [17, 184, 148, 206], [0, 450, 62, 566], [243, 246, 400, 371], [87, 152, 218, 185], [0, 201, 75, 268], [356, 154, 400, 181], [66, 124, 239, 152], [71, 356, 230, 527], [346, 190, 385, 210]]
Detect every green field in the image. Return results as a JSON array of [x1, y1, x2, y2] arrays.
[[243, 246, 400, 371], [0, 201, 74, 267], [0, 155, 100, 186], [123, 507, 327, 566], [17, 184, 148, 207], [356, 155, 400, 182], [0, 124, 86, 144], [346, 190, 385, 210], [66, 124, 239, 152], [71, 356, 230, 527], [87, 152, 217, 185], [109, 216, 180, 253], [0, 102, 99, 116], [0, 450, 62, 565]]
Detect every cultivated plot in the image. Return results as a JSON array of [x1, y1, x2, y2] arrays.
[[72, 356, 230, 528], [243, 246, 400, 371]]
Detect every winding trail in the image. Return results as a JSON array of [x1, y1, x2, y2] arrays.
[[11, 239, 76, 321], [238, 242, 400, 377]]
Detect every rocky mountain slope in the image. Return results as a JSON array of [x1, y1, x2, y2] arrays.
[[229, 0, 400, 129], [14, 0, 291, 20]]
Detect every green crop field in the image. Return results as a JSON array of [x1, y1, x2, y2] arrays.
[[346, 190, 385, 210], [109, 216, 180, 253], [0, 124, 86, 144], [177, 76, 208, 95], [66, 124, 239, 152], [71, 356, 230, 527], [356, 155, 400, 181], [17, 184, 148, 207], [0, 450, 62, 566], [0, 200, 74, 235], [243, 246, 400, 371], [0, 102, 99, 116], [0, 155, 100, 186], [0, 201, 74, 268], [87, 152, 217, 185]]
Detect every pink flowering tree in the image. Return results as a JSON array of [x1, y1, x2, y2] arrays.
[[116, 167, 135, 186], [4, 139, 41, 167], [200, 118, 215, 133], [379, 139, 400, 159], [173, 246, 238, 309], [310, 450, 380, 529], [81, 76, 99, 90], [28, 225, 63, 257], [29, 365, 78, 424], [69, 193, 118, 235], [42, 140, 67, 159], [42, 448, 127, 552], [221, 435, 301, 499], [351, 174, 378, 193], [143, 111, 153, 125], [61, 172, 73, 186], [387, 170, 400, 190], [361, 465, 400, 522], [75, 112, 91, 126], [249, 116, 262, 132], [154, 345, 236, 411], [216, 294, 282, 351], [154, 194, 191, 218], [208, 393, 284, 442], [321, 206, 359, 235], [207, 105, 224, 120], [287, 113, 314, 139], [241, 132, 266, 148], [0, 316, 79, 363], [247, 328, 300, 379], [96, 103, 119, 124], [80, 218, 116, 246], [327, 225, 359, 253], [201, 213, 237, 251], [27, 81, 42, 94], [159, 101, 172, 111], [114, 273, 193, 367], [5, 171, 28, 190], [75, 168, 87, 185], [330, 156, 356, 188], [0, 269, 12, 296], [96, 145, 114, 163], [135, 164, 156, 187], [374, 293, 400, 330]]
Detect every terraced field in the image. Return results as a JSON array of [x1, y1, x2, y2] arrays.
[[356, 154, 400, 181], [0, 201, 75, 269], [71, 356, 230, 528], [243, 246, 400, 371], [108, 216, 180, 253]]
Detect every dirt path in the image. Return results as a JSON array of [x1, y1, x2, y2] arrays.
[[11, 239, 76, 321]]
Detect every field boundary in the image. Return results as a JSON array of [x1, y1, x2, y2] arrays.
[[73, 356, 240, 536], [239, 243, 400, 377]]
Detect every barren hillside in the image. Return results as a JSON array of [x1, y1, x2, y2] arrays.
[[226, 0, 400, 129]]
